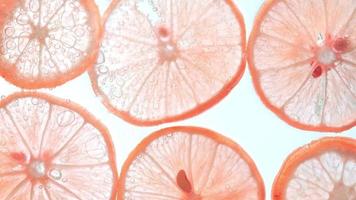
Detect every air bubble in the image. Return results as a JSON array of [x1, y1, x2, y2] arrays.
[[30, 98, 40, 106], [16, 14, 30, 25], [49, 169, 62, 180], [4, 27, 15, 36], [57, 110, 75, 127], [129, 177, 135, 183], [85, 136, 107, 159], [98, 66, 109, 74], [29, 0, 40, 12], [96, 51, 105, 65], [6, 40, 16, 50], [113, 89, 122, 98]]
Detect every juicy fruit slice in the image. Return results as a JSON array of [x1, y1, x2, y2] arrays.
[[272, 137, 356, 200], [118, 126, 265, 200], [247, 0, 356, 132], [90, 0, 246, 126], [0, 92, 118, 199], [0, 0, 101, 89]]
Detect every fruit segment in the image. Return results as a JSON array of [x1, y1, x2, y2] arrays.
[[273, 137, 356, 200], [0, 0, 101, 89], [0, 92, 118, 200], [90, 0, 246, 126], [118, 126, 265, 200], [248, 0, 356, 132]]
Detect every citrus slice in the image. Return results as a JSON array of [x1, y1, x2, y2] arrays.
[[118, 126, 265, 200], [247, 0, 356, 132], [0, 92, 118, 199], [0, 0, 101, 89], [272, 137, 356, 200], [89, 0, 246, 126]]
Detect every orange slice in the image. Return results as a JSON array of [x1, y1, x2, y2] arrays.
[[89, 0, 246, 126], [118, 126, 265, 200], [0, 0, 101, 89], [247, 0, 356, 132], [272, 137, 356, 200], [0, 92, 118, 199]]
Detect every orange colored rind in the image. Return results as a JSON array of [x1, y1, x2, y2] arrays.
[[89, 0, 246, 126], [0, 92, 118, 199], [118, 126, 265, 200], [248, 0, 356, 132], [0, 0, 102, 89], [272, 137, 356, 199]]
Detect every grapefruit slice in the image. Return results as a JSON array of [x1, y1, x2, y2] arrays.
[[272, 137, 356, 200], [118, 126, 265, 200], [0, 92, 118, 199], [0, 0, 101, 89], [247, 0, 356, 132], [89, 0, 246, 126]]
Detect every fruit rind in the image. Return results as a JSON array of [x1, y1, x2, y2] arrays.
[[0, 0, 103, 89], [89, 0, 247, 126], [118, 126, 265, 200], [0, 92, 119, 200], [247, 0, 356, 132], [272, 137, 356, 200]]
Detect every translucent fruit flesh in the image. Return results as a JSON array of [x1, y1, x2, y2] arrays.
[[248, 0, 356, 132], [90, 0, 246, 126], [0, 93, 118, 200], [118, 126, 265, 200], [272, 137, 356, 200], [0, 0, 101, 89]]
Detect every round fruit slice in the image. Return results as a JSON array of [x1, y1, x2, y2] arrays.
[[272, 137, 356, 200], [89, 0, 246, 126], [0, 0, 101, 89], [118, 126, 265, 200], [0, 92, 118, 199], [247, 0, 356, 132]]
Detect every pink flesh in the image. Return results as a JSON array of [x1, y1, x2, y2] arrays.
[[0, 96, 114, 199], [252, 0, 356, 127], [93, 0, 244, 122], [123, 132, 261, 200], [285, 151, 356, 200], [0, 0, 95, 80]]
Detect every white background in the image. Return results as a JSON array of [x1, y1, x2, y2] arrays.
[[0, 0, 355, 199]]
